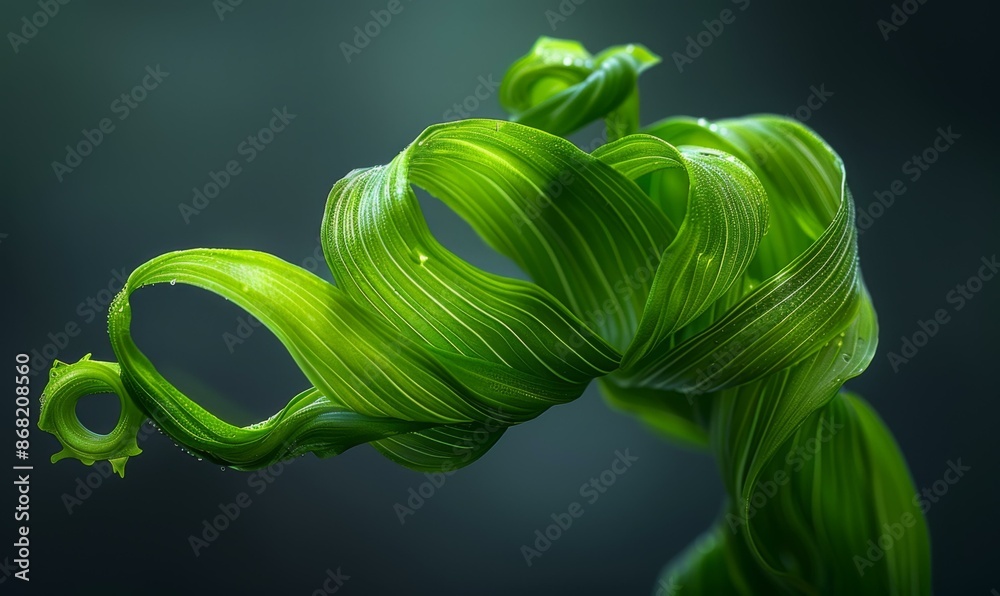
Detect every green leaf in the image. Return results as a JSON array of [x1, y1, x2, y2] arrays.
[[36, 36, 930, 595], [499, 37, 660, 139]]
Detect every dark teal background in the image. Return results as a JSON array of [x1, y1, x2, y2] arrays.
[[1, 0, 997, 594]]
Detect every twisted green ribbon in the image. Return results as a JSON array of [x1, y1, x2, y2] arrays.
[[39, 37, 930, 594]]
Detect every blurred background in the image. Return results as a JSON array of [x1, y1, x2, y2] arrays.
[[1, 0, 997, 593]]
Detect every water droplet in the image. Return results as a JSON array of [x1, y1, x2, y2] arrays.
[[411, 250, 429, 265], [841, 353, 851, 362], [169, 279, 177, 286], [562, 56, 573, 66], [220, 466, 226, 472]]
